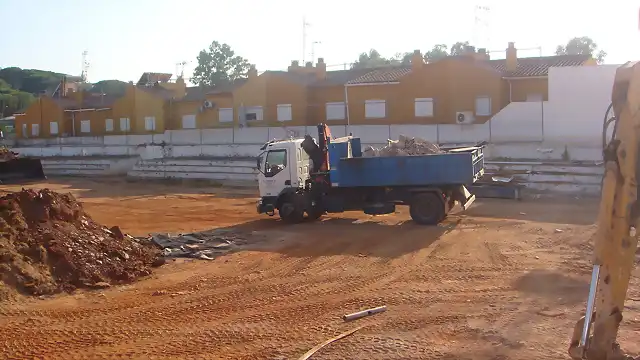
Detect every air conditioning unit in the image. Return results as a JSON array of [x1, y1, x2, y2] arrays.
[[455, 111, 475, 124], [203, 100, 213, 108]]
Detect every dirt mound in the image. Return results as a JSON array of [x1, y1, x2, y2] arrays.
[[0, 189, 161, 299]]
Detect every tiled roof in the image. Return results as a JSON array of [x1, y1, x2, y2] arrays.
[[51, 94, 120, 110], [207, 78, 248, 94], [183, 86, 215, 101], [346, 66, 413, 85], [310, 69, 373, 87], [266, 71, 318, 86], [51, 97, 80, 110], [82, 94, 119, 108], [138, 85, 176, 100], [487, 54, 591, 77], [180, 79, 249, 102]]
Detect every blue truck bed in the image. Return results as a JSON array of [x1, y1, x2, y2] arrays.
[[328, 137, 484, 188]]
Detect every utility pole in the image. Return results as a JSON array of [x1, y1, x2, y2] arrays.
[[473, 4, 491, 49], [81, 50, 90, 83], [302, 16, 310, 64], [311, 41, 322, 64], [175, 61, 189, 79]]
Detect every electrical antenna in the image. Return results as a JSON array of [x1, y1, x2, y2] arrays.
[[175, 61, 189, 79], [81, 50, 90, 83], [302, 16, 311, 64], [311, 41, 322, 64], [473, 4, 491, 49]]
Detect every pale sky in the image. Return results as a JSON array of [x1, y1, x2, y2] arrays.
[[1, 0, 638, 84]]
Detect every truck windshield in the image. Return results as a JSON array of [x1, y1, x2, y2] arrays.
[[265, 149, 287, 177]]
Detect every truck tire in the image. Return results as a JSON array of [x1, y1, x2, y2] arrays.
[[279, 195, 305, 223], [409, 192, 445, 225], [306, 206, 325, 221]]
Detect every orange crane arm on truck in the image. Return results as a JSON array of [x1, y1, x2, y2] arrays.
[[568, 61, 640, 360]]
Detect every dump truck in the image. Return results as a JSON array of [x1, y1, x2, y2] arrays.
[[0, 147, 46, 184], [256, 124, 484, 225]]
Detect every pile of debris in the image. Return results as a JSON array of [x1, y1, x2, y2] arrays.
[[149, 229, 267, 260], [0, 146, 18, 161], [0, 189, 162, 299], [362, 135, 443, 157]]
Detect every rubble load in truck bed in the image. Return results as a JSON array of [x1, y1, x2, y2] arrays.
[[0, 189, 162, 300], [362, 135, 443, 157]]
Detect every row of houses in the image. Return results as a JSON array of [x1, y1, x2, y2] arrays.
[[14, 42, 595, 138]]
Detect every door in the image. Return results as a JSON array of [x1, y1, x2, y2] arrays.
[[259, 149, 292, 197]]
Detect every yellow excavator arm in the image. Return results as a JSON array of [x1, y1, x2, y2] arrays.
[[568, 62, 640, 360]]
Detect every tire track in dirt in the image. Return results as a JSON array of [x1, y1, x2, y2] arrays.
[[2, 181, 638, 360]]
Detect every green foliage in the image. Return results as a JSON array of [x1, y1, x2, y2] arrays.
[[353, 41, 475, 68], [0, 67, 64, 116], [555, 36, 607, 64], [88, 80, 128, 96], [424, 44, 449, 63], [192, 41, 251, 87], [350, 49, 399, 69]]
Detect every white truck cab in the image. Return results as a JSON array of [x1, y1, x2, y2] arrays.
[[256, 138, 312, 214]]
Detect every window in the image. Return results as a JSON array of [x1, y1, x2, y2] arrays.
[[277, 104, 292, 122], [144, 116, 156, 131], [475, 96, 491, 116], [526, 93, 543, 102], [105, 118, 114, 132], [365, 100, 386, 119], [22, 124, 27, 138], [31, 124, 40, 137], [80, 120, 91, 133], [50, 122, 59, 135], [326, 102, 346, 120], [244, 106, 263, 121], [415, 98, 434, 117], [182, 114, 196, 129], [264, 149, 287, 178], [120, 118, 131, 131], [219, 108, 233, 122]]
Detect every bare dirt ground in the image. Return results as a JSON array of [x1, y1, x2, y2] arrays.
[[0, 178, 639, 360]]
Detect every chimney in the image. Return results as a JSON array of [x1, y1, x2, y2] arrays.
[[506, 42, 518, 71], [475, 48, 490, 61], [316, 58, 326, 79], [288, 60, 300, 72], [248, 64, 257, 78], [411, 50, 423, 70], [305, 61, 313, 68]]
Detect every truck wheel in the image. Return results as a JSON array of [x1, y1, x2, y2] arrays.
[[279, 196, 305, 223], [410, 192, 445, 225], [307, 207, 324, 221]]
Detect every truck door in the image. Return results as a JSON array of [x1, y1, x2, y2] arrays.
[[259, 149, 292, 197]]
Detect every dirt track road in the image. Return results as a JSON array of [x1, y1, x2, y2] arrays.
[[1, 179, 639, 360]]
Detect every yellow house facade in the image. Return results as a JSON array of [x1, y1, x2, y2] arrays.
[[16, 43, 596, 138]]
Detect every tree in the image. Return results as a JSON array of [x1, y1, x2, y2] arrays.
[[351, 49, 396, 69], [390, 52, 413, 66], [450, 41, 473, 56], [88, 80, 128, 96], [424, 44, 449, 63], [0, 77, 35, 116], [555, 36, 606, 64], [192, 41, 252, 87]]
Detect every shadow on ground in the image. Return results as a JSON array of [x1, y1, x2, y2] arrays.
[[171, 216, 456, 260], [463, 198, 597, 226]]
